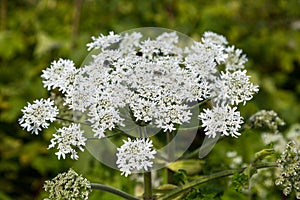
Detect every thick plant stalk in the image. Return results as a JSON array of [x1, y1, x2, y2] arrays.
[[91, 183, 140, 200], [167, 131, 175, 184], [141, 127, 154, 200], [144, 171, 153, 200]]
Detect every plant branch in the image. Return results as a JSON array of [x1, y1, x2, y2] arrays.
[[142, 127, 153, 199], [158, 162, 277, 200], [91, 183, 140, 200]]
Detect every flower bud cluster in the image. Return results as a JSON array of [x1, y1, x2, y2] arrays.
[[248, 110, 285, 134], [275, 141, 300, 199], [43, 168, 91, 200]]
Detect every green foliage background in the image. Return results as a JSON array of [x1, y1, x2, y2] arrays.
[[0, 0, 299, 199]]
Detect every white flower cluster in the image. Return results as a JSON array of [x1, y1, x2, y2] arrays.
[[48, 123, 86, 160], [19, 30, 259, 172], [19, 98, 58, 135], [41, 58, 78, 93], [44, 31, 257, 138], [43, 168, 91, 200], [199, 104, 243, 138], [116, 138, 156, 177], [213, 70, 259, 105]]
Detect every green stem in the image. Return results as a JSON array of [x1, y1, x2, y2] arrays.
[[91, 183, 140, 200], [158, 162, 277, 200], [141, 127, 154, 200], [166, 131, 175, 184], [144, 172, 153, 200]]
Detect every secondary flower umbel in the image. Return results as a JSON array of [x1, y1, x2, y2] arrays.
[[199, 104, 243, 138], [19, 98, 58, 135], [48, 123, 86, 160], [116, 138, 156, 177]]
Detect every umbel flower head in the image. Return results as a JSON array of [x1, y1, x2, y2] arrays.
[[43, 168, 91, 200], [199, 104, 243, 138], [19, 29, 259, 175], [48, 123, 86, 160], [275, 141, 300, 199], [116, 137, 156, 177], [19, 98, 58, 135]]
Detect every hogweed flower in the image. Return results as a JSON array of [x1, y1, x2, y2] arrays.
[[87, 31, 121, 51], [116, 138, 156, 177], [43, 168, 91, 200], [213, 70, 259, 105], [19, 98, 58, 135], [41, 58, 78, 93], [261, 133, 287, 152], [19, 29, 259, 172], [199, 104, 243, 138], [224, 46, 248, 71], [48, 123, 86, 160], [275, 141, 300, 199]]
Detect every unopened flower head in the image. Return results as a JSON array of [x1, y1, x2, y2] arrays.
[[43, 168, 91, 200], [48, 123, 86, 160], [19, 98, 58, 135], [116, 137, 156, 177], [249, 110, 285, 134], [275, 141, 300, 199]]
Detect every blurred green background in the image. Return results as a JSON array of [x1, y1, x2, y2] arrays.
[[0, 0, 300, 199]]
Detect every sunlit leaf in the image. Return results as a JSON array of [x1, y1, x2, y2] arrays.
[[167, 159, 204, 175]]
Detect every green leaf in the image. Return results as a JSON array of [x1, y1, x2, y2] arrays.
[[167, 159, 204, 175]]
